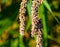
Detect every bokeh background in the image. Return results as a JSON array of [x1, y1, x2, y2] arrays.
[[0, 0, 60, 47]]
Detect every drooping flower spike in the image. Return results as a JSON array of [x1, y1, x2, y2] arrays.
[[31, 0, 43, 47], [31, 0, 43, 37], [19, 0, 27, 36]]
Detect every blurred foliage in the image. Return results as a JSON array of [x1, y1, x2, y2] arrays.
[[0, 0, 60, 47]]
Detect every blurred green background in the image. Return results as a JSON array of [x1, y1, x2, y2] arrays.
[[0, 0, 60, 47]]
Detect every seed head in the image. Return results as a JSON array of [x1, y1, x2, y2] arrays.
[[19, 0, 27, 36]]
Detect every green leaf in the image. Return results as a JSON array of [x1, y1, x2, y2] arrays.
[[0, 2, 20, 34], [1, 0, 8, 3], [25, 0, 32, 31], [0, 40, 9, 47], [19, 35, 25, 47], [0, 19, 12, 34], [10, 39, 18, 47], [43, 0, 60, 24]]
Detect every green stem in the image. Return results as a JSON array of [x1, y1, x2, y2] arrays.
[[25, 0, 32, 31], [19, 35, 25, 47]]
